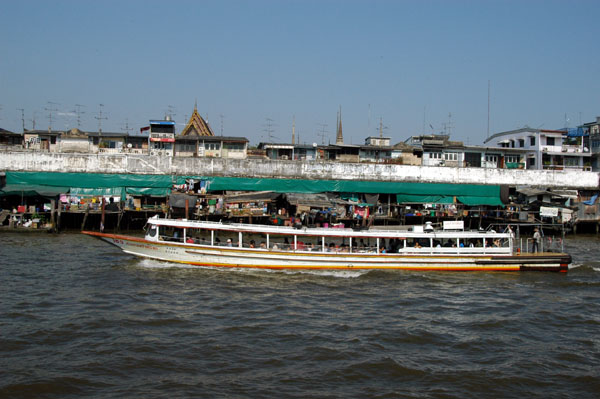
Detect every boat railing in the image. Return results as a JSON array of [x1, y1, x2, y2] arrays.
[[157, 235, 512, 255]]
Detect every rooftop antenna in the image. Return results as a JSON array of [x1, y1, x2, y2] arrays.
[[167, 105, 176, 120], [263, 118, 278, 142], [564, 113, 570, 128], [368, 104, 371, 135], [422, 105, 427, 134], [45, 101, 59, 132], [219, 114, 225, 136], [442, 112, 454, 136], [74, 104, 86, 129], [30, 111, 37, 130], [292, 115, 296, 144], [17, 108, 25, 132], [122, 118, 134, 134], [487, 80, 491, 139], [95, 104, 108, 134], [317, 123, 328, 145], [378, 117, 389, 138]]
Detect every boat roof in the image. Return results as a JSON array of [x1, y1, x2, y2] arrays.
[[147, 217, 510, 240]]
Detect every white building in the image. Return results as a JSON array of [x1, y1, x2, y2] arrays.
[[484, 128, 591, 171]]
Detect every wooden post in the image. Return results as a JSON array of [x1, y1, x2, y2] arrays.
[[117, 201, 124, 232], [100, 197, 106, 232], [185, 199, 189, 220], [50, 199, 56, 231], [81, 203, 90, 231], [56, 200, 62, 232]]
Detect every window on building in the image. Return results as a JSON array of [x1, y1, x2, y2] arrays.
[[519, 139, 525, 148], [485, 155, 498, 163], [50, 136, 57, 145], [444, 153, 458, 161], [429, 152, 441, 159], [505, 155, 519, 163], [204, 143, 221, 151], [530, 136, 535, 146], [546, 137, 555, 146], [565, 157, 579, 167]]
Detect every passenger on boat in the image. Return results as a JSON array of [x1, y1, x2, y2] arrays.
[[358, 239, 366, 250], [226, 238, 233, 247], [249, 240, 255, 248], [259, 242, 267, 249]]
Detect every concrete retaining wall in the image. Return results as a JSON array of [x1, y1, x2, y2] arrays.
[[1, 151, 598, 189]]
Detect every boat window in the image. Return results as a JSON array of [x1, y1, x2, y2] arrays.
[[159, 227, 184, 242], [147, 225, 158, 238], [439, 238, 457, 248]]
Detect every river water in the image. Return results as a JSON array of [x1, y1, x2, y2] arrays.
[[1, 232, 599, 398]]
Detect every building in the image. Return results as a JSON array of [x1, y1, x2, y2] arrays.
[[147, 119, 176, 156], [176, 105, 248, 159], [0, 128, 23, 149], [484, 128, 591, 170], [579, 116, 600, 171], [257, 143, 318, 161]]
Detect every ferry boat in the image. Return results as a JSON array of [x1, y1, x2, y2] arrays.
[[82, 216, 571, 272]]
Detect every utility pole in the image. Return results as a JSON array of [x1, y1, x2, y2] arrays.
[[95, 104, 108, 134], [292, 115, 296, 145], [219, 114, 225, 136], [17, 108, 25, 132]]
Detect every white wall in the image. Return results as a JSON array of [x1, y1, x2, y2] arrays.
[[0, 151, 598, 189]]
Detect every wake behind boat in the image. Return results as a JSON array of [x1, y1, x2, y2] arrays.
[[83, 216, 571, 272]]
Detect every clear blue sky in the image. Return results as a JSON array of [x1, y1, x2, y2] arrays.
[[1, 0, 599, 146]]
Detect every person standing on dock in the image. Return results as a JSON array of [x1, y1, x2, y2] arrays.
[[532, 228, 541, 253]]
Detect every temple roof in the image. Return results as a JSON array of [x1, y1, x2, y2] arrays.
[[180, 103, 214, 137]]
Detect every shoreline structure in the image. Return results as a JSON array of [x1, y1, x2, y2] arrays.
[[1, 151, 598, 188], [1, 151, 599, 235]]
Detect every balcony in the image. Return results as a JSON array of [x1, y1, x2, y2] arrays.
[[560, 144, 589, 154]]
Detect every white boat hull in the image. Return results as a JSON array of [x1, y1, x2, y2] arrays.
[[83, 231, 570, 272]]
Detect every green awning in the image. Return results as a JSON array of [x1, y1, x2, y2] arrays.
[[2, 172, 504, 206], [396, 194, 455, 204], [126, 187, 172, 196], [3, 172, 177, 199], [456, 196, 504, 206], [5, 171, 179, 188], [0, 184, 69, 197], [70, 187, 125, 198]]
